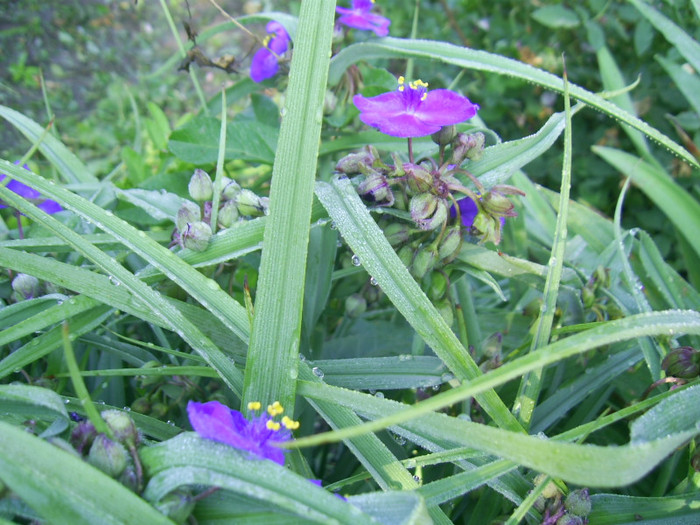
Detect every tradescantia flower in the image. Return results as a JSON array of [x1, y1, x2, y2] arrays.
[[187, 400, 299, 465], [336, 0, 391, 37], [353, 77, 479, 138], [250, 21, 290, 83], [0, 162, 62, 213]]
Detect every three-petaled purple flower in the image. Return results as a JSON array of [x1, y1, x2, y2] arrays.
[[353, 77, 479, 138], [0, 162, 62, 213], [336, 0, 391, 37], [187, 400, 299, 465], [250, 21, 290, 83]]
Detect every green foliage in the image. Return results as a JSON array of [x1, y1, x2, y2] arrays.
[[1, 1, 699, 524]]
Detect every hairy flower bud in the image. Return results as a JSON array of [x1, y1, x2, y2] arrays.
[[436, 298, 454, 326], [383, 222, 411, 246], [236, 189, 266, 216], [564, 488, 592, 517], [176, 200, 201, 232], [102, 410, 139, 448], [451, 132, 485, 165], [70, 420, 97, 455], [131, 397, 151, 414], [155, 490, 195, 525], [428, 271, 448, 301], [405, 163, 433, 194], [398, 245, 414, 268], [411, 246, 438, 279], [472, 212, 504, 245], [345, 293, 367, 318], [218, 200, 239, 228], [412, 197, 448, 231], [181, 221, 212, 252], [481, 190, 516, 218], [221, 177, 242, 201], [336, 147, 376, 174], [438, 226, 462, 261], [410, 193, 438, 223], [556, 515, 584, 525], [11, 273, 41, 300], [188, 169, 213, 202], [662, 346, 700, 379], [357, 171, 392, 204], [431, 125, 457, 146], [88, 434, 128, 477]]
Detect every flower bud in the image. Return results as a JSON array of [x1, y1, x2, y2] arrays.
[[102, 409, 139, 448], [383, 222, 411, 246], [411, 246, 438, 279], [236, 189, 266, 216], [451, 132, 485, 165], [221, 177, 242, 201], [119, 465, 140, 493], [412, 196, 448, 231], [357, 171, 392, 204], [131, 397, 151, 414], [70, 420, 97, 455], [564, 488, 591, 517], [428, 271, 448, 301], [556, 515, 583, 525], [188, 169, 213, 202], [323, 90, 338, 115], [481, 190, 516, 217], [88, 434, 128, 477], [431, 125, 457, 146], [345, 293, 367, 318], [438, 226, 462, 261], [336, 147, 375, 174], [181, 221, 212, 252], [410, 193, 438, 224], [472, 213, 504, 245], [218, 200, 239, 228], [398, 245, 414, 268], [662, 346, 700, 379], [534, 473, 562, 499], [436, 299, 454, 326], [11, 273, 41, 300], [150, 402, 169, 419], [404, 164, 433, 194], [176, 200, 201, 232], [155, 490, 195, 525]]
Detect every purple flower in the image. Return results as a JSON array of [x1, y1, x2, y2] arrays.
[[336, 0, 391, 37], [187, 400, 298, 465], [353, 77, 479, 138], [250, 21, 290, 83], [0, 162, 63, 213], [450, 196, 479, 228]]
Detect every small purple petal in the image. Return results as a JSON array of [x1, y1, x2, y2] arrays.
[[0, 163, 63, 214], [336, 0, 391, 37], [250, 48, 279, 82], [38, 199, 63, 214], [450, 197, 479, 228]]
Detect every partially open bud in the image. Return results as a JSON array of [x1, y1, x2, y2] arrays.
[[357, 171, 392, 204], [176, 201, 201, 232], [188, 169, 213, 202], [412, 197, 448, 231], [472, 212, 504, 245], [181, 221, 212, 252], [236, 189, 266, 217], [431, 125, 457, 146], [662, 346, 700, 379], [405, 163, 433, 194], [12, 273, 41, 300], [564, 488, 591, 517], [88, 434, 128, 477], [410, 193, 438, 223], [345, 293, 367, 318], [102, 409, 139, 448], [218, 200, 239, 228]]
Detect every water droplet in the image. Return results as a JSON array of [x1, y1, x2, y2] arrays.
[[64, 399, 70, 404], [98, 400, 105, 405], [312, 367, 324, 379], [280, 107, 288, 117], [369, 276, 378, 286], [299, 354, 306, 362], [374, 391, 384, 399], [369, 389, 376, 395], [413, 475, 421, 483], [108, 276, 121, 286], [394, 434, 406, 446], [431, 384, 440, 391], [351, 254, 361, 266], [123, 407, 131, 412], [289, 368, 298, 380], [167, 420, 175, 426], [330, 221, 337, 230], [440, 373, 454, 383]]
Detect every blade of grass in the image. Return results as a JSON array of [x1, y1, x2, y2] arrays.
[[242, 0, 336, 410]]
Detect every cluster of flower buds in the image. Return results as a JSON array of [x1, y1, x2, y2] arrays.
[[174, 169, 269, 252], [336, 127, 524, 280], [69, 410, 142, 492], [531, 475, 592, 525]]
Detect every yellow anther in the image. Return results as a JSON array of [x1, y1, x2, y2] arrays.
[[421, 92, 428, 101], [266, 420, 281, 431], [247, 401, 261, 411], [282, 416, 300, 430], [267, 401, 284, 416]]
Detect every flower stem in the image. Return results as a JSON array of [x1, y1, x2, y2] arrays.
[[407, 138, 414, 163]]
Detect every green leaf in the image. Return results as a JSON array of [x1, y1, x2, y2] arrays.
[[589, 493, 700, 524], [114, 188, 187, 223], [0, 421, 172, 525], [531, 5, 580, 29], [592, 146, 700, 260]]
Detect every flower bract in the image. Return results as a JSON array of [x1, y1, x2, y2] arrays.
[[187, 400, 292, 465], [0, 162, 63, 213], [250, 21, 290, 83], [336, 0, 391, 37], [353, 77, 479, 138]]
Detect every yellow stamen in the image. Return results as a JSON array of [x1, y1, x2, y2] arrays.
[[282, 416, 300, 430], [247, 401, 261, 411], [267, 401, 284, 416], [398, 76, 406, 92], [266, 420, 281, 431]]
